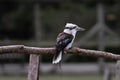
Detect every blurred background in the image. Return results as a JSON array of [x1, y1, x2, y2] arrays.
[[0, 0, 120, 80]]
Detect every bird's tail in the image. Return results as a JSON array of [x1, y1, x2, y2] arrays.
[[52, 51, 62, 64]]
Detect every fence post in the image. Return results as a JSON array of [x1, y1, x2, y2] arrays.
[[28, 55, 40, 80], [27, 0, 41, 80], [103, 68, 111, 80], [116, 60, 120, 80]]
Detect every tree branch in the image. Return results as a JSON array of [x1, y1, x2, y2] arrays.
[[0, 45, 120, 60]]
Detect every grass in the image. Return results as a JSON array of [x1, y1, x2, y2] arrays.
[[0, 75, 115, 80], [41, 75, 103, 80]]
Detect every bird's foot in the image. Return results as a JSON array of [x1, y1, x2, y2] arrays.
[[64, 47, 73, 54], [64, 51, 67, 54]]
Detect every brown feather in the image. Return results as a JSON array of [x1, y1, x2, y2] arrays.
[[57, 32, 73, 42]]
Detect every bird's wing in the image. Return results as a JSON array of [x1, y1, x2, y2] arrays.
[[56, 32, 73, 51], [53, 32, 73, 64]]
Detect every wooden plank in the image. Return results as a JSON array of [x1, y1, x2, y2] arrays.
[[103, 68, 111, 80], [28, 54, 40, 80], [116, 60, 120, 80], [28, 2, 41, 80]]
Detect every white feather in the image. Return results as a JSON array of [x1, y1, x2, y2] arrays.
[[65, 23, 77, 27], [52, 51, 62, 64]]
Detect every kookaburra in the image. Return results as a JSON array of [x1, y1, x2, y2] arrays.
[[52, 23, 85, 64]]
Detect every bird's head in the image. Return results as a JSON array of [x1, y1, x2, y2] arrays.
[[64, 23, 85, 36]]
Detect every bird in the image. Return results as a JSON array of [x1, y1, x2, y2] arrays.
[[52, 23, 85, 64]]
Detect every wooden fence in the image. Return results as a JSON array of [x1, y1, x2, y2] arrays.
[[0, 45, 120, 80]]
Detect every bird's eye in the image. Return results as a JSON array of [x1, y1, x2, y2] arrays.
[[65, 26, 76, 30], [70, 26, 76, 30]]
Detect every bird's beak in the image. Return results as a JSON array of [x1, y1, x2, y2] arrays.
[[77, 26, 85, 31]]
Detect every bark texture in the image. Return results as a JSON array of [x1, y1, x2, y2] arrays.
[[0, 45, 119, 60]]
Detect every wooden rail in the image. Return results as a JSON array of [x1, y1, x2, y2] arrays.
[[0, 45, 120, 80]]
